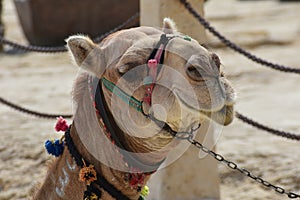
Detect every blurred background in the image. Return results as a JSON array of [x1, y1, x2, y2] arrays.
[[0, 0, 300, 199]]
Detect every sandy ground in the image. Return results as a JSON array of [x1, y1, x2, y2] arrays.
[[1, 0, 300, 199]]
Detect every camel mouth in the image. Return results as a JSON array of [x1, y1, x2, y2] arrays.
[[176, 94, 234, 126], [200, 105, 234, 126]]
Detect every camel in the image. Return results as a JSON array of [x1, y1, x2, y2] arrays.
[[33, 18, 236, 200]]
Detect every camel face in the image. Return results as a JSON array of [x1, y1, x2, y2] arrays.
[[67, 19, 236, 133], [38, 19, 239, 200], [164, 40, 236, 126]]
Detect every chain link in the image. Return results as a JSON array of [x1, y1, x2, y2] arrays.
[[1, 5, 300, 198], [236, 111, 300, 141], [180, 0, 300, 74], [93, 13, 139, 43], [0, 13, 139, 53], [0, 37, 67, 53], [1, 94, 299, 141], [0, 96, 72, 119], [186, 134, 300, 199]]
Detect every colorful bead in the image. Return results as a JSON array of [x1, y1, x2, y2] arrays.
[[183, 35, 192, 41]]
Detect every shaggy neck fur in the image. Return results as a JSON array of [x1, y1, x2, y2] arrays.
[[33, 72, 176, 200]]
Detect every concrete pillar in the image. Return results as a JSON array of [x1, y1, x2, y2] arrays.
[[140, 0, 206, 43], [0, 0, 3, 52], [140, 1, 220, 199], [147, 121, 220, 200]]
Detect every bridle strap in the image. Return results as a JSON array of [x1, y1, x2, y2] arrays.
[[147, 34, 174, 67], [101, 77, 143, 113], [143, 34, 176, 106], [94, 34, 196, 171], [65, 126, 132, 200], [95, 78, 165, 172]]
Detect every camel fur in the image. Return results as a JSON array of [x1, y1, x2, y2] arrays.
[[33, 18, 236, 200]]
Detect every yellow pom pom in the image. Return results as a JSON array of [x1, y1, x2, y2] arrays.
[[141, 185, 150, 197], [90, 193, 98, 200]]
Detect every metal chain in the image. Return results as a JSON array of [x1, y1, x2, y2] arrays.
[[184, 133, 300, 199], [0, 96, 72, 119], [0, 37, 68, 53], [144, 113, 300, 198], [1, 99, 300, 198], [236, 111, 300, 141], [180, 0, 300, 74], [0, 12, 139, 53], [1, 95, 299, 141], [93, 12, 139, 43], [180, 0, 300, 140], [1, 7, 299, 198], [1, 1, 299, 139]]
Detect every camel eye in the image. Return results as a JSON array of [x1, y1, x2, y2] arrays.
[[117, 62, 145, 83], [186, 65, 204, 81], [118, 65, 129, 74]]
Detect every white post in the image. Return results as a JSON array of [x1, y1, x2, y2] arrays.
[[140, 1, 220, 199], [140, 0, 206, 43], [147, 121, 220, 200]]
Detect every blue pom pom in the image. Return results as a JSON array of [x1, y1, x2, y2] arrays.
[[45, 139, 64, 157]]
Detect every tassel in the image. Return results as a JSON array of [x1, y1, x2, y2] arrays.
[[79, 162, 97, 185], [83, 185, 101, 200], [84, 190, 99, 200], [141, 185, 150, 197], [45, 139, 64, 157], [128, 168, 146, 188], [129, 173, 145, 187], [55, 116, 69, 132]]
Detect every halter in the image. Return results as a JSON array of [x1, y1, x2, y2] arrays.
[[102, 34, 192, 111], [143, 34, 175, 106], [46, 34, 198, 200], [98, 33, 200, 129], [95, 77, 164, 172], [90, 33, 200, 199], [101, 34, 176, 113], [94, 34, 195, 167]]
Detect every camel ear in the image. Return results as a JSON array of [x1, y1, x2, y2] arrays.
[[66, 35, 105, 76], [162, 18, 177, 34], [66, 35, 96, 66]]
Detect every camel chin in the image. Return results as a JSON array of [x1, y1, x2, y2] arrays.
[[201, 105, 234, 126]]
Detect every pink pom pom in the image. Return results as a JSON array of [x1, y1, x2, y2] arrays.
[[55, 116, 69, 132]]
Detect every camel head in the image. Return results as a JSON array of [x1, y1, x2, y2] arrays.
[[67, 18, 236, 141]]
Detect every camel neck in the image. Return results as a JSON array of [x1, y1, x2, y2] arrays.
[[67, 125, 139, 200], [95, 78, 165, 172]]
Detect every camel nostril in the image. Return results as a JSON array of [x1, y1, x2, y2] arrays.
[[216, 77, 226, 99], [211, 53, 221, 70]]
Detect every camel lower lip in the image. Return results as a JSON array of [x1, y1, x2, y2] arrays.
[[201, 105, 234, 126], [176, 94, 234, 126]]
